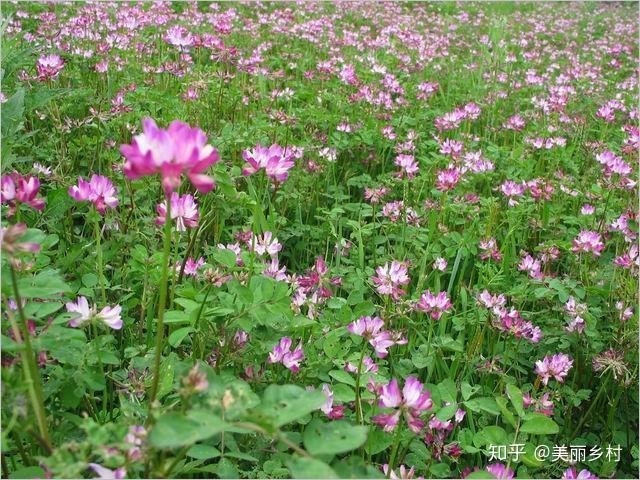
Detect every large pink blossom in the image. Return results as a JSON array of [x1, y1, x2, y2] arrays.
[[120, 118, 220, 194], [535, 353, 573, 385]]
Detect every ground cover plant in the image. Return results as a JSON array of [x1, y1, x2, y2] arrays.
[[0, 1, 638, 479]]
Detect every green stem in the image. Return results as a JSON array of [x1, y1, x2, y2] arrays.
[[148, 199, 173, 415], [8, 266, 52, 451], [388, 423, 404, 476], [354, 347, 367, 424], [94, 213, 107, 305]]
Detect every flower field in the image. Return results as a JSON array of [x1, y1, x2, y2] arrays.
[[1, 2, 638, 479]]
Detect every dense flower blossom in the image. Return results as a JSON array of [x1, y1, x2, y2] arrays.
[[1, 173, 46, 215], [347, 316, 407, 358], [36, 54, 64, 80], [435, 167, 461, 191], [66, 296, 123, 330], [156, 192, 199, 231], [415, 290, 453, 320], [120, 118, 220, 194], [242, 144, 295, 183], [371, 261, 410, 300], [268, 337, 304, 373], [571, 230, 605, 257], [372, 377, 433, 433], [394, 154, 419, 178], [69, 175, 119, 214], [535, 353, 573, 385], [262, 258, 288, 281], [176, 256, 205, 277]]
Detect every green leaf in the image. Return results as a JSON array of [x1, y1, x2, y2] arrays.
[[464, 397, 500, 416], [287, 457, 337, 479], [213, 248, 238, 268], [436, 404, 458, 421], [186, 444, 221, 460], [520, 413, 559, 435], [506, 384, 525, 417], [461, 382, 480, 401], [150, 411, 226, 449], [168, 327, 194, 348], [1, 88, 24, 138], [303, 419, 368, 456], [495, 396, 516, 429], [437, 378, 457, 403], [329, 369, 356, 386], [8, 466, 45, 479], [255, 385, 326, 428]]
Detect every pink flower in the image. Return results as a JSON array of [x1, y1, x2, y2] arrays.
[[89, 464, 126, 480], [382, 464, 423, 480], [36, 54, 64, 80], [372, 377, 433, 433], [1, 173, 46, 215], [178, 257, 205, 277], [364, 186, 387, 204], [69, 175, 119, 214], [572, 230, 605, 257], [581, 204, 595, 215], [371, 261, 410, 300], [562, 467, 598, 480], [250, 231, 282, 257], [242, 144, 295, 183], [485, 463, 514, 480], [165, 25, 194, 48], [120, 118, 220, 194], [347, 316, 406, 358], [156, 192, 199, 231], [394, 154, 419, 179], [66, 296, 123, 330], [432, 257, 447, 271], [435, 167, 461, 191], [535, 353, 573, 385], [415, 290, 452, 320], [268, 337, 304, 373], [479, 238, 502, 261], [263, 258, 288, 282]]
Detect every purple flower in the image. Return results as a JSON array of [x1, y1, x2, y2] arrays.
[[66, 296, 123, 330], [562, 467, 598, 480], [69, 175, 119, 214], [37, 54, 64, 80], [156, 192, 199, 231], [371, 261, 410, 300], [89, 464, 126, 480], [415, 290, 453, 320], [572, 230, 605, 257], [535, 353, 573, 385], [347, 316, 406, 358], [372, 377, 433, 434], [485, 463, 514, 480], [120, 118, 220, 195], [242, 144, 295, 183], [268, 337, 304, 373]]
